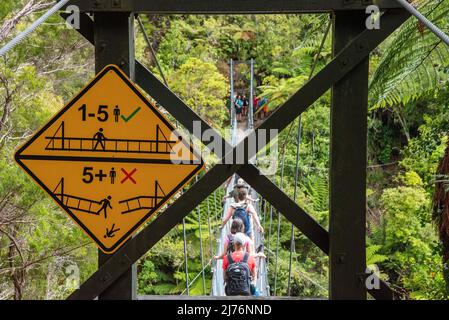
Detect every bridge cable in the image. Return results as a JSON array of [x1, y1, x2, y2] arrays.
[[196, 175, 207, 294], [286, 18, 332, 296], [207, 195, 214, 259], [136, 16, 169, 86], [137, 15, 181, 128], [287, 116, 302, 295], [0, 0, 71, 57], [273, 156, 285, 295], [181, 259, 213, 295], [182, 218, 190, 295], [273, 16, 330, 296], [266, 205, 273, 266], [180, 192, 216, 296], [395, 0, 449, 46]]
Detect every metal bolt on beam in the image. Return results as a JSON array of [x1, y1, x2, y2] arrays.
[[337, 253, 346, 264], [112, 0, 121, 8]]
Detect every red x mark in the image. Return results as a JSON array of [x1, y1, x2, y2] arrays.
[[121, 168, 137, 184]]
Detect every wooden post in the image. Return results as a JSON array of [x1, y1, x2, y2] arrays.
[[94, 11, 136, 300], [329, 11, 368, 300]]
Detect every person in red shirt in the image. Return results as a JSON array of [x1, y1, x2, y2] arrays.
[[253, 96, 259, 120], [222, 232, 256, 281]]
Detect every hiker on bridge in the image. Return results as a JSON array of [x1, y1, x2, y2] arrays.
[[259, 97, 269, 119], [226, 96, 233, 118], [223, 178, 258, 204], [222, 232, 259, 296], [221, 188, 264, 242], [253, 96, 260, 120], [214, 218, 266, 261], [242, 95, 248, 117], [214, 219, 253, 260], [234, 95, 243, 122]]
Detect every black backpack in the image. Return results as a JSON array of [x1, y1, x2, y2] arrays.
[[225, 252, 251, 296], [232, 204, 251, 236]]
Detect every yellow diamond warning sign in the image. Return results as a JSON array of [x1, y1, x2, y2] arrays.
[[15, 65, 203, 253]]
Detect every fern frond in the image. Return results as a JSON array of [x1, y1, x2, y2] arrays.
[[369, 0, 449, 109]]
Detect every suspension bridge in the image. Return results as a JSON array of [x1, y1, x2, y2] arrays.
[[45, 122, 179, 155], [211, 93, 268, 297], [3, 0, 449, 300]]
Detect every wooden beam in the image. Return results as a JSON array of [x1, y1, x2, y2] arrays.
[[94, 11, 137, 300], [329, 11, 368, 300], [66, 0, 402, 13]]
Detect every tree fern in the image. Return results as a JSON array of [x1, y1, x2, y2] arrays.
[[303, 175, 329, 213], [257, 15, 332, 111], [366, 244, 388, 266], [369, 0, 449, 109]]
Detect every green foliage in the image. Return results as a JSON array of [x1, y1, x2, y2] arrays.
[[369, 0, 449, 109], [366, 245, 388, 267], [137, 190, 223, 296], [401, 117, 448, 188], [168, 57, 228, 127], [373, 184, 446, 299], [0, 0, 94, 300], [259, 75, 308, 111], [303, 175, 328, 214]]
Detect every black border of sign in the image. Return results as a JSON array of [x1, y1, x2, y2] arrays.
[[15, 65, 204, 253]]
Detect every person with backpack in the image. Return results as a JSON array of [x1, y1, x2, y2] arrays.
[[235, 95, 243, 122], [214, 219, 254, 261], [222, 232, 256, 296], [214, 219, 266, 261], [221, 188, 264, 240]]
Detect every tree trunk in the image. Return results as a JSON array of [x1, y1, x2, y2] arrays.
[[433, 136, 449, 294]]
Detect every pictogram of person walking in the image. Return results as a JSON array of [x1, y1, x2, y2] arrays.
[[97, 196, 112, 219], [114, 106, 121, 122], [93, 128, 107, 150]]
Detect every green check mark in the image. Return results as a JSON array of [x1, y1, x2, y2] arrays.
[[121, 106, 141, 123]]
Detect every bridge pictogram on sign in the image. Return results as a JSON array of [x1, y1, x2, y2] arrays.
[[15, 65, 204, 253]]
